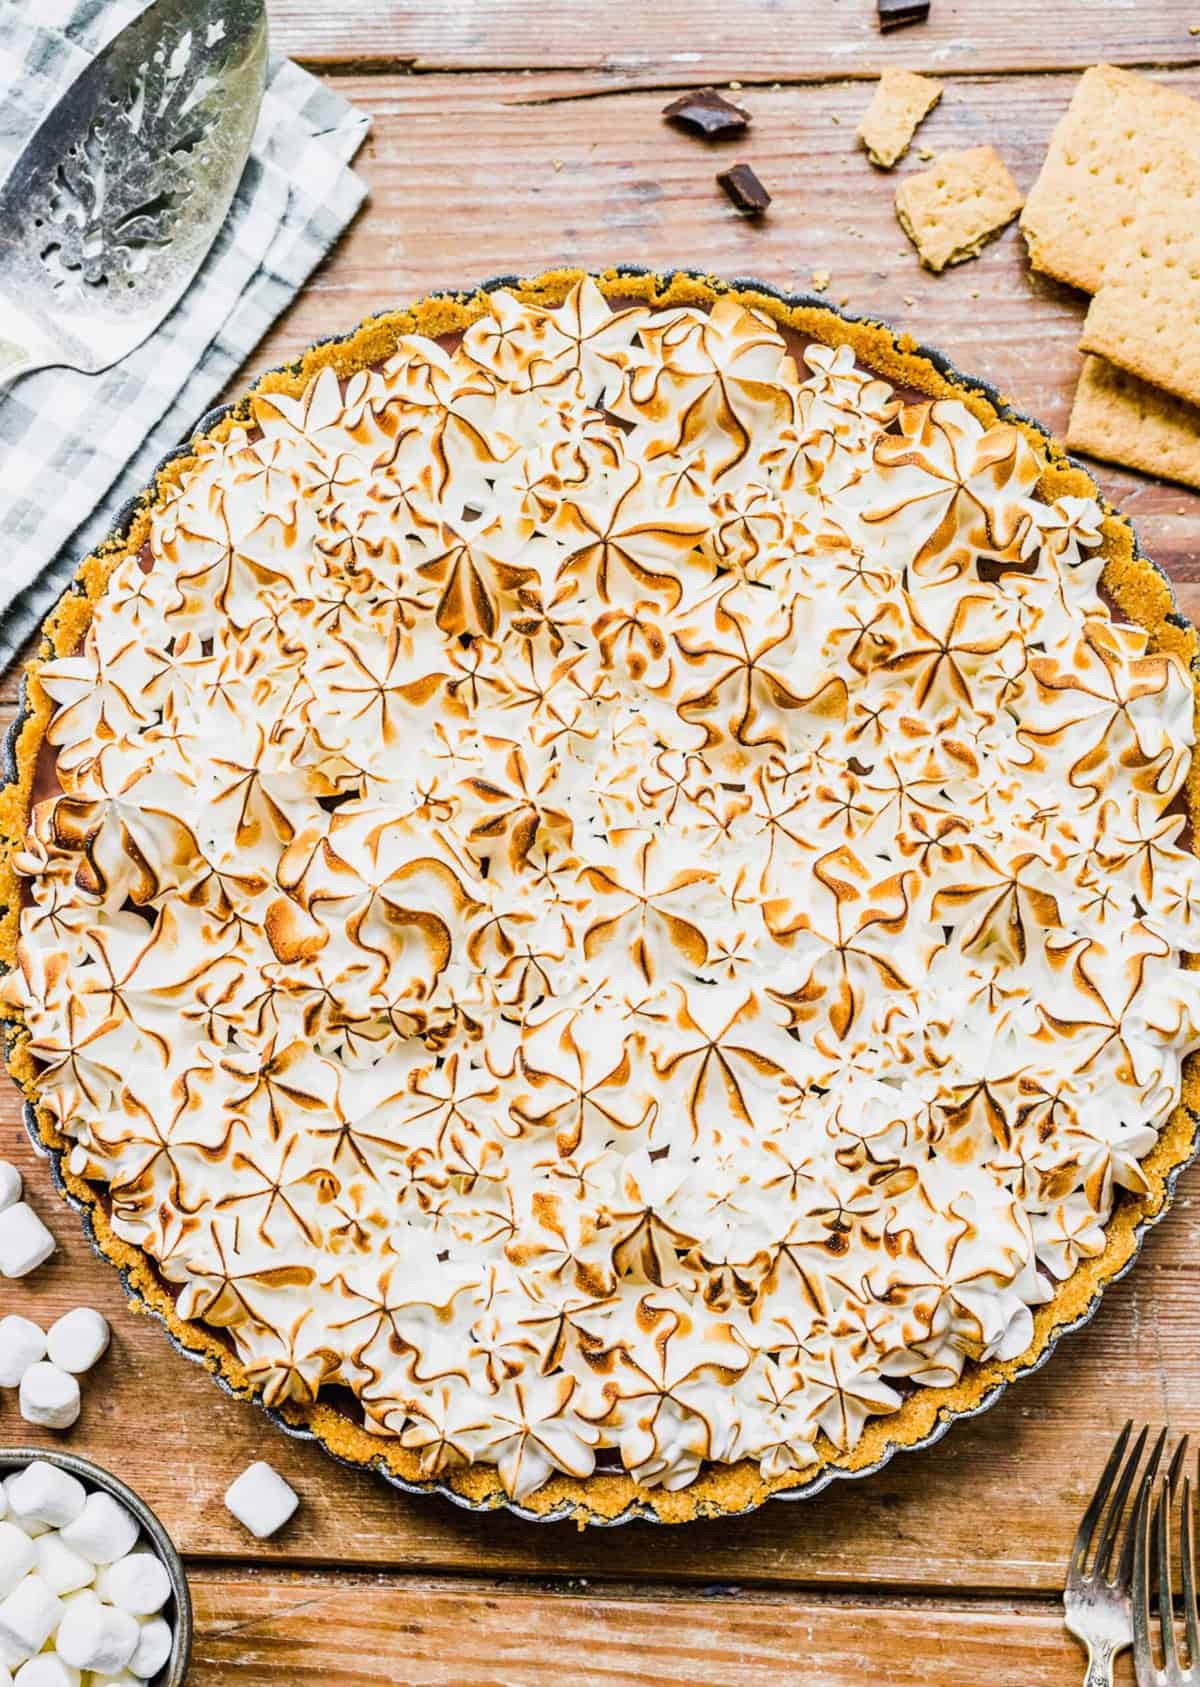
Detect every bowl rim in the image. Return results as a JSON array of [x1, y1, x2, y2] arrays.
[[0, 1445, 193, 1683], [2, 263, 1198, 1528]]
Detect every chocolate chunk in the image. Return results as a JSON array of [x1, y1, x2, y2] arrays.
[[877, 0, 931, 29], [662, 87, 751, 139], [716, 163, 771, 215]]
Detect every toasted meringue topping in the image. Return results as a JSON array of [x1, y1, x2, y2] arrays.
[[9, 280, 1200, 1501]]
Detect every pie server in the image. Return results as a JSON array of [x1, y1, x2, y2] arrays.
[[0, 0, 267, 394]]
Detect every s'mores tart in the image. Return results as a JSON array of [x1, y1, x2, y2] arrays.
[[2, 271, 1198, 1522]]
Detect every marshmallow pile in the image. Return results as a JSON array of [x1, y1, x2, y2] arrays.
[[0, 1461, 174, 1685], [0, 1167, 54, 1283], [0, 1162, 107, 1431], [0, 1311, 109, 1432]]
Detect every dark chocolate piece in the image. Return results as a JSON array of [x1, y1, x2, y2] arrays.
[[716, 162, 771, 215], [877, 0, 930, 30], [662, 87, 751, 139]]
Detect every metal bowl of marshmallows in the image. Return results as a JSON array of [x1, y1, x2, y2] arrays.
[[0, 1447, 191, 1686]]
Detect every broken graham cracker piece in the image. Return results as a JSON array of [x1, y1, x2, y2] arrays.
[[1067, 355, 1200, 491], [895, 146, 1023, 271], [1078, 144, 1200, 408], [1021, 64, 1200, 293], [857, 70, 943, 169]]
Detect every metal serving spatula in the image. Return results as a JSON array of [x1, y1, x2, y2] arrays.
[[0, 0, 267, 393]]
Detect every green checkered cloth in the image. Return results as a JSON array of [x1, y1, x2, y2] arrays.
[[0, 0, 369, 671]]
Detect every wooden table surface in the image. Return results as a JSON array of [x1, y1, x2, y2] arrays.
[[3, 2, 1200, 1681]]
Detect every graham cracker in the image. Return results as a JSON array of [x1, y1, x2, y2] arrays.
[[1078, 144, 1200, 408], [1066, 354, 1200, 491], [1021, 64, 1200, 294], [857, 69, 943, 169], [894, 146, 1024, 272]]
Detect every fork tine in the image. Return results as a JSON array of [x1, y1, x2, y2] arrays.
[[1120, 1426, 1170, 1589], [1133, 1468, 1155, 1670], [1073, 1419, 1134, 1572], [1182, 1471, 1199, 1671], [1096, 1422, 1152, 1581], [1170, 1435, 1192, 1495], [1158, 1476, 1180, 1677]]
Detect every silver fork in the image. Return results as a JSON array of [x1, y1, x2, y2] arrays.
[[1066, 1422, 1168, 1686], [1133, 1439, 1197, 1686]]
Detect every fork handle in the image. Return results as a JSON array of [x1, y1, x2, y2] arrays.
[[1082, 1638, 1118, 1686]]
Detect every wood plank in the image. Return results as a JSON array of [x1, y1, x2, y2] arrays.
[[266, 0, 1200, 79], [4, 56, 1200, 1604], [185, 1571, 1123, 1687], [0, 1082, 1193, 1592]]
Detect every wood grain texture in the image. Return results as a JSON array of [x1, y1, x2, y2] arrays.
[[265, 0, 1199, 80], [5, 59, 1200, 718], [183, 1565, 1134, 1687], [0, 1083, 1191, 1592], [229, 65, 1200, 578], [4, 11, 1200, 1676], [185, 1572, 1130, 1686]]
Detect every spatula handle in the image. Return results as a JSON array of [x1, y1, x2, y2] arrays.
[[0, 294, 55, 393], [0, 336, 44, 393]]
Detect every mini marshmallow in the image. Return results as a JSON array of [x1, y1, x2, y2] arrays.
[[0, 1574, 63, 1658], [55, 1590, 94, 1615], [223, 1461, 298, 1540], [12, 1658, 79, 1687], [33, 1536, 92, 1597], [0, 1529, 35, 1599], [94, 1554, 170, 1618], [129, 1615, 173, 1678], [17, 1366, 80, 1432], [7, 1465, 85, 1531], [0, 1163, 21, 1213], [0, 1484, 45, 1541], [59, 1495, 138, 1567], [0, 1319, 46, 1390], [45, 1311, 109, 1378], [0, 1206, 55, 1280], [55, 1592, 138, 1674]]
